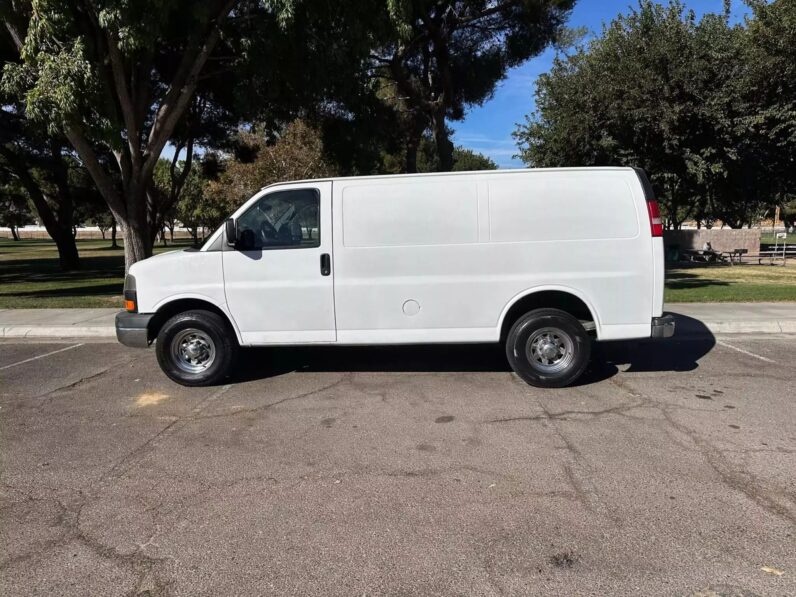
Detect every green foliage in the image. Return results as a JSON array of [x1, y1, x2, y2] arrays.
[[0, 186, 33, 233], [1, 0, 300, 269], [381, 136, 497, 173], [515, 0, 796, 229], [332, 0, 575, 172], [203, 120, 336, 227], [451, 148, 498, 172]]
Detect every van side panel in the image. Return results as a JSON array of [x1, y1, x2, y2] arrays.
[[488, 175, 639, 242], [342, 180, 478, 247], [332, 169, 654, 344]]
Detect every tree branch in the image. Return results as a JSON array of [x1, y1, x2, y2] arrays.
[[3, 20, 23, 50], [144, 0, 236, 180], [64, 125, 125, 217], [105, 30, 141, 169]]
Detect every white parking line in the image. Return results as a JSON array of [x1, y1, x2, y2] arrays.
[[0, 343, 84, 371], [716, 340, 776, 364]]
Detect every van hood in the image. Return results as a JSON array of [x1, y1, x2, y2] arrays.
[[128, 249, 189, 277]]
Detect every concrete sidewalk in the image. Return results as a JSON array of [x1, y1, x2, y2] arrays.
[[0, 308, 117, 339], [1, 303, 795, 340]]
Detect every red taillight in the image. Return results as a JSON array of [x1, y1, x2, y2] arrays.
[[646, 200, 663, 237]]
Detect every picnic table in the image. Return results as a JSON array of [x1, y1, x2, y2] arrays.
[[680, 249, 727, 263]]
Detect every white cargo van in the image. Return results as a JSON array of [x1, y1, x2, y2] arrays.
[[116, 167, 674, 387]]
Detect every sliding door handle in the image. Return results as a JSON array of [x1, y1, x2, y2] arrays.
[[320, 253, 331, 276]]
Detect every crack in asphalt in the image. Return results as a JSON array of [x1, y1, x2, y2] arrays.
[[490, 373, 796, 528], [33, 352, 151, 401], [0, 352, 144, 416], [190, 373, 352, 420], [100, 383, 235, 482], [608, 376, 796, 526], [485, 401, 647, 424], [528, 387, 621, 525], [0, 493, 174, 596]]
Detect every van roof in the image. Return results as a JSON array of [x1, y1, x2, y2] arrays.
[[261, 166, 637, 190]]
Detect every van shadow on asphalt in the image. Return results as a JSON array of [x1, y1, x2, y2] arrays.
[[230, 314, 715, 387]]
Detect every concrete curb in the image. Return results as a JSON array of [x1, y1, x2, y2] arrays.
[[0, 326, 117, 339]]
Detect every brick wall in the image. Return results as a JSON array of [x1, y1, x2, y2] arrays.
[[663, 229, 761, 255]]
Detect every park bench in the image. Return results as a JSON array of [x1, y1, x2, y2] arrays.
[[721, 248, 747, 265]]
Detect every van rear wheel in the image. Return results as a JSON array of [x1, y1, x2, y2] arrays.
[[156, 310, 237, 386], [505, 308, 590, 388]]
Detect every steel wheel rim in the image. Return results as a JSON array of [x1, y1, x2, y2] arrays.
[[171, 328, 216, 374], [526, 327, 575, 374]]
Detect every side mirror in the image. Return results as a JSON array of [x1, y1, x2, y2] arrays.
[[224, 218, 237, 247]]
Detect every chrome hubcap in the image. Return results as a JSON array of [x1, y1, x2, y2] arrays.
[[171, 328, 216, 374], [526, 327, 574, 374]]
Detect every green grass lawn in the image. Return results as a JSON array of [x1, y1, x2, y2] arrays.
[[2, 238, 796, 308], [0, 238, 194, 308], [665, 263, 796, 302]]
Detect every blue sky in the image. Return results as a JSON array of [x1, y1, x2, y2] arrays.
[[451, 0, 753, 168]]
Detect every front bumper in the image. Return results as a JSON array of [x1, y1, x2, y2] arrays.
[[115, 312, 154, 348], [651, 314, 675, 338]]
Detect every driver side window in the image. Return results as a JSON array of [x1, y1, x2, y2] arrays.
[[237, 188, 320, 250]]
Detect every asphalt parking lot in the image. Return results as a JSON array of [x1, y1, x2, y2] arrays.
[[1, 333, 795, 596]]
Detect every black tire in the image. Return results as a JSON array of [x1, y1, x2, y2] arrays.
[[505, 308, 591, 388], [156, 310, 237, 386]]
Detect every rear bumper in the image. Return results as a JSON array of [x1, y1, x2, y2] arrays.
[[115, 312, 154, 348], [651, 315, 675, 339]]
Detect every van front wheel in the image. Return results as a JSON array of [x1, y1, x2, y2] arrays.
[[505, 308, 590, 388], [156, 310, 237, 386]]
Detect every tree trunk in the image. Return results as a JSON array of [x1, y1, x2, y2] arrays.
[[100, 227, 106, 240], [121, 210, 152, 271], [122, 225, 150, 270], [111, 220, 119, 249], [10, 226, 20, 241], [432, 114, 454, 172], [0, 145, 79, 269], [112, 182, 153, 270], [51, 228, 81, 270], [405, 137, 419, 174]]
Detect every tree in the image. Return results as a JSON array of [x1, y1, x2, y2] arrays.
[[451, 147, 498, 171], [2, 0, 290, 271], [514, 0, 791, 229], [73, 189, 116, 243], [173, 167, 208, 245], [740, 0, 796, 217], [0, 109, 85, 267], [383, 136, 498, 172], [781, 200, 796, 231], [204, 120, 337, 219], [1, 25, 85, 267], [368, 0, 574, 172], [0, 183, 33, 240]]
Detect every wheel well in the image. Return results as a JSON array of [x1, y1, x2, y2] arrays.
[[148, 299, 235, 342], [500, 290, 596, 340]]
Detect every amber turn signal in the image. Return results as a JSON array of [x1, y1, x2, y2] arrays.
[[125, 299, 136, 312]]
